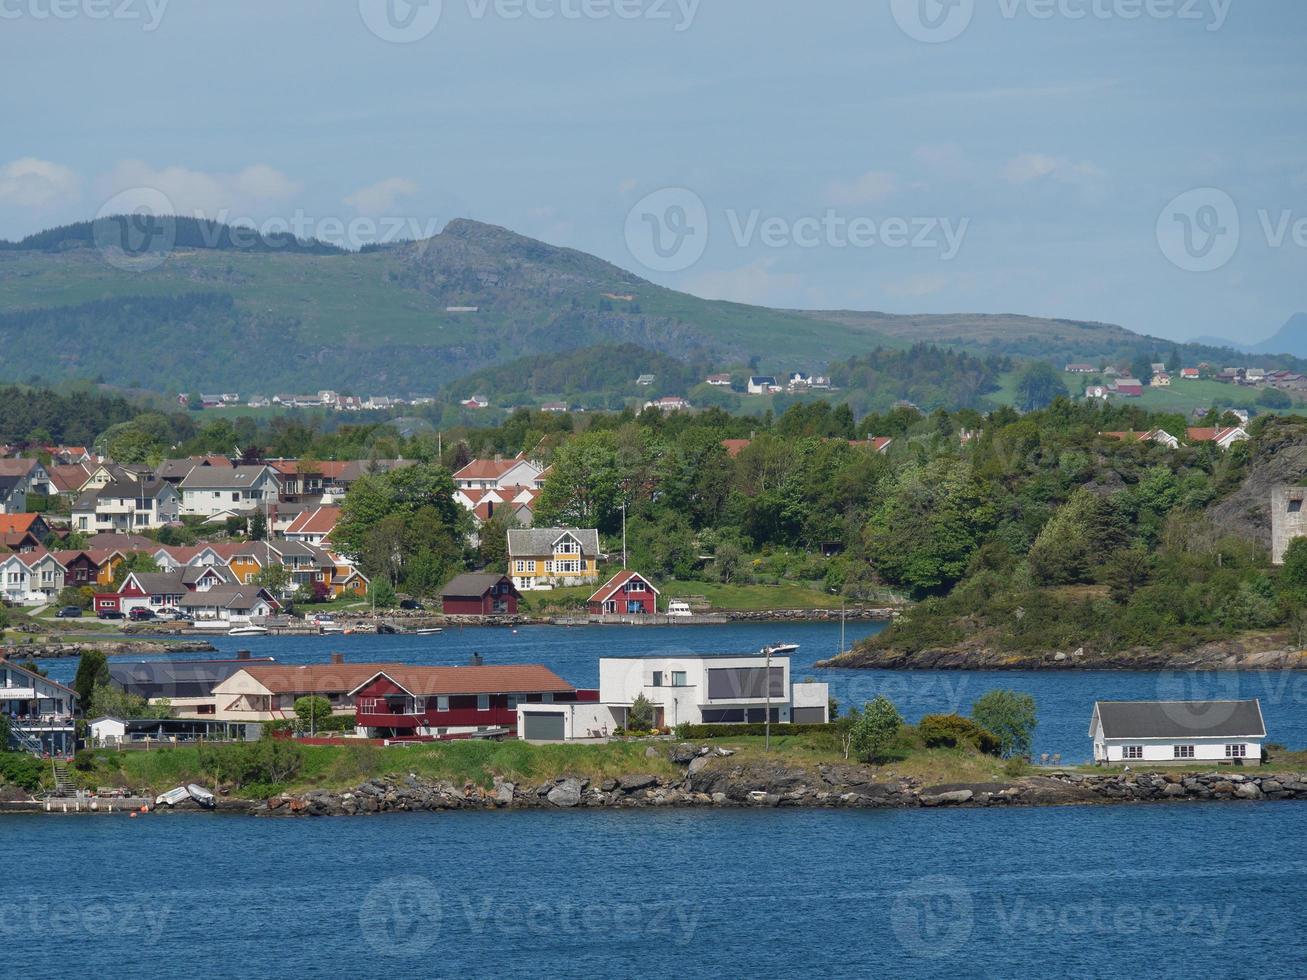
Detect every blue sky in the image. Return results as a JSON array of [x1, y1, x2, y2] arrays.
[[1, 0, 1304, 343]]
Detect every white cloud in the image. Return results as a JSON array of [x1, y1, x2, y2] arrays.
[[344, 177, 418, 213], [684, 257, 801, 306], [0, 157, 81, 208], [98, 160, 301, 218], [825, 170, 897, 206], [1004, 153, 1106, 186]]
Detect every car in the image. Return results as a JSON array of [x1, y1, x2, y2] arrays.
[[399, 599, 424, 610], [97, 610, 125, 620], [154, 608, 184, 621], [55, 606, 84, 618], [128, 608, 156, 622]]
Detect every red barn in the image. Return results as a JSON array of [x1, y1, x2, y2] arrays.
[[351, 665, 595, 739], [440, 573, 520, 616], [588, 570, 659, 616]]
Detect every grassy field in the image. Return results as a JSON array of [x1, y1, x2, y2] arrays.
[[989, 369, 1292, 415]]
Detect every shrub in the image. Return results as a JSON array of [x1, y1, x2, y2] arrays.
[[675, 723, 833, 739], [72, 750, 97, 772], [197, 739, 303, 788], [850, 696, 903, 763], [0, 752, 45, 791], [972, 690, 1038, 759], [917, 714, 1001, 755], [627, 694, 655, 732]]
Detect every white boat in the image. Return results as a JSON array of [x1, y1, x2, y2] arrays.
[[186, 784, 216, 809], [320, 623, 345, 634], [414, 627, 443, 636], [762, 642, 799, 656], [228, 624, 269, 637], [154, 786, 190, 807]]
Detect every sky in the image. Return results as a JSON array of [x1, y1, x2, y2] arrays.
[[1, 0, 1304, 344]]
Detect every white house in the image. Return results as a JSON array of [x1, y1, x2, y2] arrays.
[[1089, 700, 1266, 767], [72, 474, 180, 533], [0, 550, 66, 605], [179, 465, 280, 518], [1, 658, 77, 755], [595, 654, 829, 728]]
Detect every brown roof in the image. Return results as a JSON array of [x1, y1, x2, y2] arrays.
[[227, 662, 406, 695], [285, 506, 341, 536], [0, 514, 41, 535], [352, 665, 575, 697], [721, 439, 752, 457], [453, 458, 522, 481], [589, 569, 658, 604]]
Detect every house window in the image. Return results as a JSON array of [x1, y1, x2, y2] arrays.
[[1173, 744, 1195, 759], [477, 694, 490, 711], [671, 671, 688, 688], [514, 561, 530, 574], [507, 695, 519, 710], [1123, 745, 1144, 759], [1290, 500, 1303, 513], [651, 671, 663, 687], [436, 696, 449, 712], [556, 540, 580, 555], [542, 693, 553, 704], [628, 580, 645, 592], [1225, 744, 1247, 758]]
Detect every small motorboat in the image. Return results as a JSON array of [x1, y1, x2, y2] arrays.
[[154, 786, 190, 808], [376, 622, 398, 635], [228, 624, 269, 637], [186, 784, 216, 809], [762, 642, 799, 656], [414, 627, 443, 636]]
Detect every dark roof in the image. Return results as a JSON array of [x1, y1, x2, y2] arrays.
[[1093, 700, 1266, 739], [442, 573, 515, 598], [108, 657, 276, 699]]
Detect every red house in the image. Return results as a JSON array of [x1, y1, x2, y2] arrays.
[[440, 573, 520, 616], [351, 665, 595, 739], [588, 570, 659, 616], [51, 550, 99, 587]]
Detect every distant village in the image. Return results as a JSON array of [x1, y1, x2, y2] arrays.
[[1071, 360, 1307, 404]]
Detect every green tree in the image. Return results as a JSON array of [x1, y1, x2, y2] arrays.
[[850, 695, 903, 762], [88, 683, 158, 720], [294, 695, 333, 732], [533, 430, 623, 531], [73, 650, 110, 715], [971, 690, 1037, 759], [254, 563, 291, 597], [249, 511, 268, 541], [1280, 538, 1307, 595], [1014, 362, 1068, 412], [627, 693, 655, 732], [371, 579, 397, 609]]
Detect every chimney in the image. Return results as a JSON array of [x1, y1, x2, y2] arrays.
[[469, 652, 483, 667], [237, 650, 251, 660], [331, 652, 344, 665]]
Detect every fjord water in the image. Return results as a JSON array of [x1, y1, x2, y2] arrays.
[[9, 804, 1307, 978], [38, 621, 1307, 759]]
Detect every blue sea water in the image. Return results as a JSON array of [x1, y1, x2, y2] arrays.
[[35, 621, 1307, 759], [5, 804, 1307, 978]]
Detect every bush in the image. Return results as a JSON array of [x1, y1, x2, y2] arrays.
[[917, 714, 1001, 755], [972, 690, 1038, 759], [197, 738, 303, 788], [72, 750, 97, 772], [850, 695, 903, 763], [0, 752, 45, 791]]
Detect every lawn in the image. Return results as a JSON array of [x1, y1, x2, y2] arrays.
[[989, 369, 1296, 415]]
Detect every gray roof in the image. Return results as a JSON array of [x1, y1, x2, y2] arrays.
[[180, 465, 274, 490], [442, 573, 516, 598], [181, 564, 232, 586], [109, 657, 276, 698], [1093, 700, 1266, 740], [124, 573, 188, 595], [180, 586, 273, 611], [507, 527, 600, 557]]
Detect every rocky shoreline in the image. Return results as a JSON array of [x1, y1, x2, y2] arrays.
[[114, 745, 1307, 817], [818, 638, 1307, 671], [1, 638, 218, 659]]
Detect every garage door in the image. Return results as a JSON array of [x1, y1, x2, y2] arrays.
[[522, 712, 566, 741], [791, 707, 826, 724]]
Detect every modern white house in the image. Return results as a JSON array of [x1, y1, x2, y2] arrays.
[[0, 549, 66, 605], [1089, 700, 1266, 767], [516, 655, 830, 738]]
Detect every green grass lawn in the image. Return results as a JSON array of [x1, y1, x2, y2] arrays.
[[991, 369, 1294, 415]]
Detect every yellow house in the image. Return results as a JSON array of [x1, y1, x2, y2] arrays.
[[506, 527, 600, 591], [87, 549, 128, 586]]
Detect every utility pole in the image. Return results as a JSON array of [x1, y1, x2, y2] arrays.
[[764, 644, 772, 752], [621, 502, 627, 569]]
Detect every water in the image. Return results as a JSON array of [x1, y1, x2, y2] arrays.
[[35, 621, 1307, 759], [6, 804, 1307, 978]]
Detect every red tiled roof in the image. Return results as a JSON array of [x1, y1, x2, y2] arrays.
[[285, 506, 340, 536], [351, 665, 576, 697], [589, 570, 658, 604], [454, 458, 520, 480], [0, 514, 41, 535], [722, 439, 752, 457], [229, 663, 406, 695]]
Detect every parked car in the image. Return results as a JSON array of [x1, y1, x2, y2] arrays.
[[128, 608, 156, 622], [399, 599, 424, 610], [97, 610, 125, 620], [154, 608, 184, 621], [55, 606, 84, 618]]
